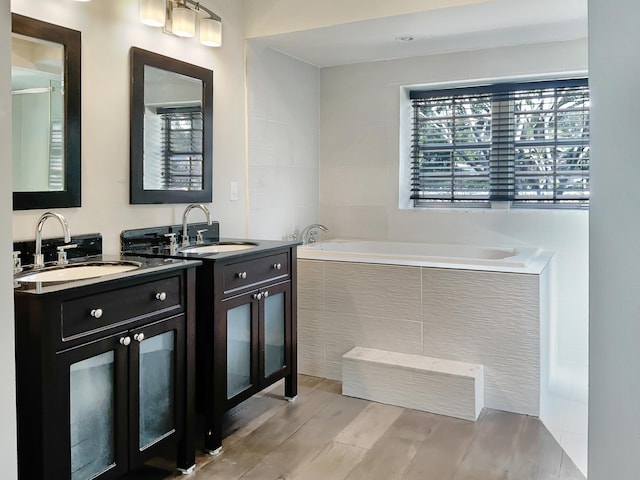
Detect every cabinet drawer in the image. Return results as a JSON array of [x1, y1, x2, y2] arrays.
[[62, 276, 183, 340], [222, 252, 289, 294]]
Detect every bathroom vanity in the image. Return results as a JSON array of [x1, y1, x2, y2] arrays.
[[122, 225, 298, 453], [13, 255, 200, 480], [199, 242, 297, 453]]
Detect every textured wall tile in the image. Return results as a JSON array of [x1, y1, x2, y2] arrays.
[[422, 268, 540, 415], [324, 360, 343, 381], [298, 359, 327, 379], [325, 261, 422, 321], [410, 371, 479, 421], [343, 360, 415, 409], [297, 258, 544, 417], [343, 348, 483, 421], [298, 260, 325, 311], [298, 308, 326, 378], [324, 312, 423, 364]]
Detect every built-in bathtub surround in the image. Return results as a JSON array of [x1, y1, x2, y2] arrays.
[[297, 240, 554, 417]]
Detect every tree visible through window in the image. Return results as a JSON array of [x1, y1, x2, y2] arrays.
[[410, 79, 589, 207]]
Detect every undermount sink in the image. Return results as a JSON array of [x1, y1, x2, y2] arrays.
[[177, 241, 259, 255], [15, 260, 142, 283]]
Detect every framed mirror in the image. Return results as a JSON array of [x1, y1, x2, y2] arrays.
[[130, 47, 213, 204], [11, 14, 81, 210]]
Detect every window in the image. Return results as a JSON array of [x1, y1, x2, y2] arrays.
[[410, 79, 590, 208], [157, 107, 204, 191]]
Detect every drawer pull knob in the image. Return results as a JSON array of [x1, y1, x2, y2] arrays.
[[134, 333, 145, 343], [253, 292, 262, 300], [236, 272, 247, 279], [156, 292, 167, 301], [120, 336, 131, 346], [273, 263, 282, 270], [90, 308, 103, 319], [263, 290, 269, 298]]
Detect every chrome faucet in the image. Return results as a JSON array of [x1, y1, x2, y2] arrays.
[[181, 204, 212, 247], [34, 212, 71, 268], [300, 224, 329, 245]]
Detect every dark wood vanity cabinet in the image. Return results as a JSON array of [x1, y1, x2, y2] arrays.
[[196, 246, 298, 453], [14, 264, 198, 480]]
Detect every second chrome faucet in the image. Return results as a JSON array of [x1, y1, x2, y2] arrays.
[[181, 204, 212, 247]]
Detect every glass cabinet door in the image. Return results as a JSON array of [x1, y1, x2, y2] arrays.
[[227, 303, 253, 399], [50, 313, 187, 479], [130, 314, 185, 464], [69, 351, 117, 480], [263, 291, 286, 377], [60, 333, 128, 480], [138, 330, 176, 449]]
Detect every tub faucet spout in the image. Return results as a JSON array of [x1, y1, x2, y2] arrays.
[[300, 224, 329, 245]]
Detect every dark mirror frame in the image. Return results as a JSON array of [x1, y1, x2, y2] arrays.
[[130, 47, 213, 205], [12, 13, 81, 210]]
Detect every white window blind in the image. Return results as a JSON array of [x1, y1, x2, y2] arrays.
[[410, 79, 589, 207]]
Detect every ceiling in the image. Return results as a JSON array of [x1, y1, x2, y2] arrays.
[[253, 0, 588, 67]]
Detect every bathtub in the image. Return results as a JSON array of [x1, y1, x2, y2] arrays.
[[296, 238, 555, 416], [297, 239, 546, 273]]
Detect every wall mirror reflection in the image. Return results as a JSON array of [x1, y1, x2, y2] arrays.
[[130, 47, 213, 204], [11, 14, 81, 210]]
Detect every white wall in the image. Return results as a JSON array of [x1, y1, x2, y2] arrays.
[[319, 39, 589, 372], [10, 0, 248, 253], [588, 0, 640, 477], [246, 41, 320, 239], [0, 0, 18, 476]]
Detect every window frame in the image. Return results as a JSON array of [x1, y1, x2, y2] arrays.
[[409, 78, 590, 209]]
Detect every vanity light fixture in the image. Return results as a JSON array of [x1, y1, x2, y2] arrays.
[[139, 0, 222, 47]]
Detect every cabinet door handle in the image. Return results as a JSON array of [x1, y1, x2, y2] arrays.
[[120, 336, 131, 346], [90, 308, 103, 319], [155, 292, 167, 301], [273, 263, 282, 270], [253, 292, 262, 300], [263, 290, 269, 298], [133, 333, 145, 343], [236, 272, 247, 279]]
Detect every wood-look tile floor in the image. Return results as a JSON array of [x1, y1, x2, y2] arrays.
[[133, 375, 585, 480]]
